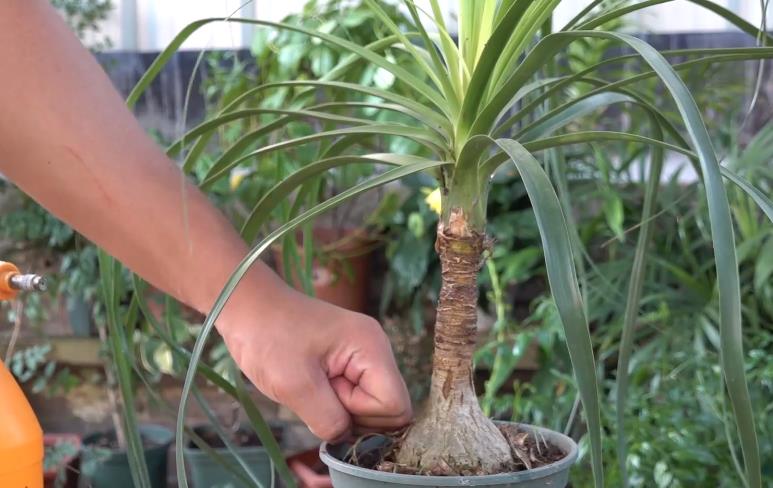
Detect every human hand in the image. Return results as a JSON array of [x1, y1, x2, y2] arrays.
[[218, 278, 413, 442]]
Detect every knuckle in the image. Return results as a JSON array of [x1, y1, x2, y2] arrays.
[[356, 315, 383, 336], [380, 395, 404, 414]]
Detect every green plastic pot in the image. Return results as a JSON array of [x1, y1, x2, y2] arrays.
[[320, 422, 578, 488], [183, 424, 283, 488], [79, 424, 172, 488], [184, 444, 275, 488]]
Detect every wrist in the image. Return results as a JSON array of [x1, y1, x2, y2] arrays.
[[213, 262, 298, 337]]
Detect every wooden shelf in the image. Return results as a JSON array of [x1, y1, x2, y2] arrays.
[[1, 334, 102, 366]]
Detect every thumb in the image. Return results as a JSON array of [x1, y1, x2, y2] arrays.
[[281, 367, 352, 442]]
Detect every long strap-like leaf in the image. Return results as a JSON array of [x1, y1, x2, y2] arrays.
[[127, 18, 447, 115], [494, 138, 604, 488], [97, 251, 152, 488], [615, 122, 665, 488], [202, 124, 445, 187], [576, 0, 773, 45], [494, 29, 760, 486], [241, 153, 435, 241], [174, 160, 446, 488]]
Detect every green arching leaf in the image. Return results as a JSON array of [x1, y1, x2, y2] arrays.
[[132, 365, 260, 488], [310, 101, 444, 130], [128, 335, 266, 488], [458, 0, 477, 71], [174, 159, 445, 488], [362, 0, 457, 115], [192, 387, 267, 488], [490, 76, 567, 130], [561, 0, 606, 30], [576, 0, 773, 45], [321, 34, 417, 85], [127, 18, 448, 116], [216, 80, 450, 132], [476, 34, 773, 136], [616, 123, 665, 488], [568, 30, 760, 488], [427, 0, 466, 94], [131, 276, 239, 396], [241, 153, 434, 241], [169, 107, 367, 158], [97, 250, 152, 488], [178, 80, 450, 174], [173, 32, 430, 169], [226, 33, 417, 111], [507, 81, 700, 176], [486, 0, 562, 97], [517, 92, 636, 141], [479, 130, 694, 177], [721, 167, 773, 225], [403, 1, 463, 108], [495, 48, 773, 137], [491, 31, 766, 481], [131, 274, 295, 485], [493, 138, 604, 488], [457, 0, 532, 140], [231, 363, 288, 488], [472, 0, 498, 67], [168, 102, 439, 160], [202, 124, 445, 187]]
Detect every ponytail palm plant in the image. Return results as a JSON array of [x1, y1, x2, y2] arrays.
[[120, 1, 773, 487]]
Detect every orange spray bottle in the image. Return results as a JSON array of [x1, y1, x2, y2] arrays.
[[0, 261, 46, 488]]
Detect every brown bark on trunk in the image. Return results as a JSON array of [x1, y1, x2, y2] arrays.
[[394, 212, 513, 475]]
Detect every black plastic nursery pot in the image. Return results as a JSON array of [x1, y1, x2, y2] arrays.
[[79, 424, 172, 488], [320, 422, 578, 488]]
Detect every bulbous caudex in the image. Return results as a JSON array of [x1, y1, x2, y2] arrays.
[[395, 208, 514, 475]]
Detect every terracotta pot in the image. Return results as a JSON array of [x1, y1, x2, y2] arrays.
[[43, 433, 81, 488], [288, 448, 332, 488], [274, 228, 377, 313]]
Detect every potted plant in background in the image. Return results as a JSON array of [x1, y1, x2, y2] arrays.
[[80, 425, 173, 488], [183, 421, 284, 488], [200, 0, 416, 313], [108, 0, 773, 487], [44, 433, 81, 488], [79, 256, 173, 488]]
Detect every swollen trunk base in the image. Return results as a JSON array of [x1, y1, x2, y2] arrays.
[[395, 224, 512, 474], [320, 422, 578, 488]]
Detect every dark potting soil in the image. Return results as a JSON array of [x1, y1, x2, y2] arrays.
[[188, 425, 284, 449], [345, 424, 566, 476]]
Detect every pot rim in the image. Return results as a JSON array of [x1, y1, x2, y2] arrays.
[[82, 424, 173, 454], [319, 422, 578, 486]]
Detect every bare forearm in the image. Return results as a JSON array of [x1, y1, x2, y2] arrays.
[[0, 1, 413, 440], [0, 0, 285, 322]]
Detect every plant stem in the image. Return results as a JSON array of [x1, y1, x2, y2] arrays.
[[96, 318, 127, 449], [395, 208, 513, 475]]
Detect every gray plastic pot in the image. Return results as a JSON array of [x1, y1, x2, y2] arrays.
[[320, 423, 578, 488]]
